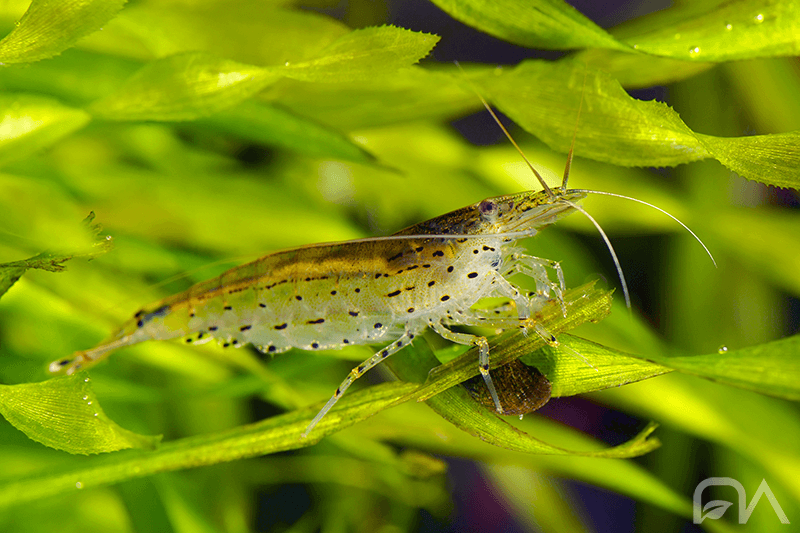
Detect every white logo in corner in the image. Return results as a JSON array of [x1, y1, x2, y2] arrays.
[[693, 477, 789, 524]]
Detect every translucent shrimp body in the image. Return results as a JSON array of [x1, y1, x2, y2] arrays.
[[50, 188, 586, 436]]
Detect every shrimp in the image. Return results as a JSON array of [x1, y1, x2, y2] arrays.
[[49, 97, 715, 439], [49, 187, 584, 436]]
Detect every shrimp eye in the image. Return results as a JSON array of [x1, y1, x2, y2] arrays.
[[479, 199, 498, 218]]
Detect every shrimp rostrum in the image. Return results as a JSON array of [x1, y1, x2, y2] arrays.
[[49, 187, 587, 437]]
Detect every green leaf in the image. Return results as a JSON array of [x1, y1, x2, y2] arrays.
[[393, 341, 661, 458], [0, 93, 90, 166], [0, 0, 126, 64], [88, 52, 281, 121], [479, 60, 800, 187], [284, 25, 440, 82], [695, 131, 800, 189], [83, 3, 349, 66], [431, 0, 800, 62], [428, 0, 628, 51], [0, 212, 112, 299], [611, 0, 800, 62], [0, 372, 160, 454], [642, 335, 800, 401]]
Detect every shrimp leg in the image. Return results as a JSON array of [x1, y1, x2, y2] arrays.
[[428, 320, 501, 414], [506, 253, 567, 315], [302, 328, 418, 438]]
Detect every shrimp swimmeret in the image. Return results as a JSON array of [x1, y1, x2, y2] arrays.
[[49, 104, 714, 439]]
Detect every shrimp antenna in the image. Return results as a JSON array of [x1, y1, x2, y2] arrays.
[[562, 68, 588, 191], [561, 199, 632, 310], [454, 61, 555, 198], [573, 189, 717, 267]]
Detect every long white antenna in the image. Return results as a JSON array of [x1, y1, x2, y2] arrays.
[[573, 189, 717, 268], [561, 199, 631, 310]]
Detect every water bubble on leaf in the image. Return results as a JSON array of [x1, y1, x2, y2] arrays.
[[725, 22, 733, 31], [753, 13, 764, 24], [75, 482, 83, 489], [718, 345, 728, 354], [688, 46, 701, 57]]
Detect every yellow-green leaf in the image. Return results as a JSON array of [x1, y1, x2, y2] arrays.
[[88, 52, 280, 121], [0, 373, 160, 454], [611, 0, 800, 62], [479, 60, 800, 188], [0, 0, 126, 64], [429, 0, 627, 51], [641, 335, 800, 401], [284, 25, 440, 82]]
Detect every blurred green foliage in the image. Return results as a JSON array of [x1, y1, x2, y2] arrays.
[[0, 1, 799, 532]]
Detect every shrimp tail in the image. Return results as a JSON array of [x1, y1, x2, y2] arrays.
[[49, 334, 138, 375]]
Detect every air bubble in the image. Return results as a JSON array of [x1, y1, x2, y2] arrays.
[[725, 22, 733, 31], [753, 13, 764, 24], [718, 345, 728, 354], [82, 395, 88, 400], [688, 46, 701, 57], [76, 481, 84, 489]]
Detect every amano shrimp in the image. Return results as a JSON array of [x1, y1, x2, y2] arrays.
[[49, 102, 714, 439], [49, 187, 586, 437]]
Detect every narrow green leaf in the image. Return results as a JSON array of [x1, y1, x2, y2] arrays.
[[428, 0, 628, 51], [0, 212, 112, 299], [284, 25, 440, 82], [395, 342, 660, 458], [482, 60, 706, 168], [525, 335, 672, 398], [199, 101, 376, 164], [0, 94, 90, 166], [0, 381, 419, 508], [0, 372, 160, 454], [641, 335, 800, 401], [480, 60, 800, 187], [431, 0, 800, 63], [611, 0, 800, 62], [0, 0, 126, 64], [88, 52, 281, 121], [696, 131, 800, 189], [84, 3, 349, 66]]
